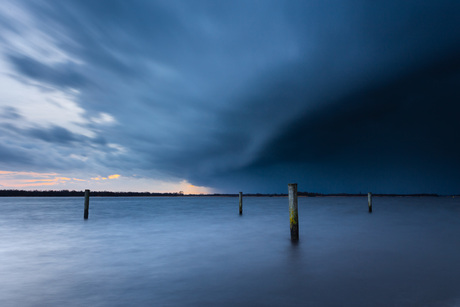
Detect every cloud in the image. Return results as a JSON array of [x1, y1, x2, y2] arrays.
[[0, 1, 459, 193], [27, 125, 79, 144], [0, 170, 82, 188], [0, 142, 33, 165], [0, 106, 22, 119], [216, 51, 460, 194], [8, 54, 87, 88], [0, 170, 57, 176], [91, 174, 120, 180]]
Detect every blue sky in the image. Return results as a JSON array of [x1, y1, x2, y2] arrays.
[[0, 1, 459, 194]]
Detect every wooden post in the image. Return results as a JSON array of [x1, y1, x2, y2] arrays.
[[239, 192, 243, 215], [84, 189, 90, 219], [288, 183, 299, 241], [368, 192, 372, 213]]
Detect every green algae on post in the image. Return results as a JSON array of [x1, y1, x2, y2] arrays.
[[288, 183, 299, 241]]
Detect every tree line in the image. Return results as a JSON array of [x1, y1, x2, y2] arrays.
[[0, 189, 441, 197]]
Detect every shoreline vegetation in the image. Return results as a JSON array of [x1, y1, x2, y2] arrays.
[[0, 189, 446, 197]]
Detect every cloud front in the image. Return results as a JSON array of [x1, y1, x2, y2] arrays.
[[0, 1, 459, 193]]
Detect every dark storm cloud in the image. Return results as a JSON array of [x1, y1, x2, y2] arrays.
[[8, 55, 87, 88], [26, 125, 80, 144], [0, 121, 113, 174], [255, 52, 460, 166], [29, 128, 112, 154], [219, 51, 460, 194], [181, 55, 460, 194], [2, 0, 460, 193], [0, 143, 32, 164], [1, 107, 22, 119]]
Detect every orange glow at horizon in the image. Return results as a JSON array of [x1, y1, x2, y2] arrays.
[[0, 170, 84, 188], [180, 181, 213, 194], [0, 170, 58, 176], [91, 174, 120, 181], [0, 170, 214, 194]]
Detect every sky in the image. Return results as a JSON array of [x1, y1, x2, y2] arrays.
[[0, 0, 459, 194]]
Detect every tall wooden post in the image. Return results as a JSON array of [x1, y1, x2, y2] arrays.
[[288, 183, 299, 241], [84, 189, 90, 219], [239, 192, 243, 215], [368, 192, 372, 213]]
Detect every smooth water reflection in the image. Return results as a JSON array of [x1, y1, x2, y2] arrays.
[[1, 196, 460, 306]]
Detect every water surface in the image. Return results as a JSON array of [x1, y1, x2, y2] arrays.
[[1, 196, 460, 306]]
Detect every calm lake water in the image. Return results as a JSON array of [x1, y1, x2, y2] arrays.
[[1, 196, 460, 306]]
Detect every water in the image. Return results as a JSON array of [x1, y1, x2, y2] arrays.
[[1, 196, 460, 306]]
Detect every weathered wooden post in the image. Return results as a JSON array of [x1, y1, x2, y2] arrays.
[[288, 183, 299, 241], [84, 189, 90, 219], [239, 192, 243, 215], [368, 192, 372, 213]]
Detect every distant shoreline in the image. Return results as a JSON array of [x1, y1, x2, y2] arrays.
[[0, 189, 447, 197]]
